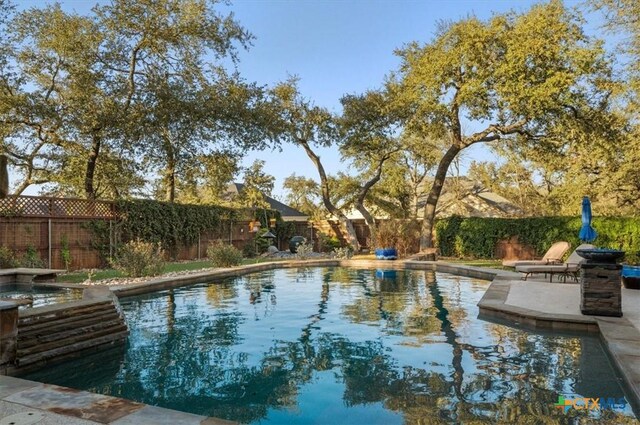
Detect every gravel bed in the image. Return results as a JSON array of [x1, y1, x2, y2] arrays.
[[72, 251, 331, 287]]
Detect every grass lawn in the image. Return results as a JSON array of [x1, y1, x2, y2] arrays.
[[57, 257, 286, 284], [443, 258, 505, 269]]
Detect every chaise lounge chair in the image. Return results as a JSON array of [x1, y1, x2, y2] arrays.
[[502, 241, 570, 268], [516, 244, 595, 282]]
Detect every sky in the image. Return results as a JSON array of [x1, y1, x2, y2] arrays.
[[15, 0, 601, 199]]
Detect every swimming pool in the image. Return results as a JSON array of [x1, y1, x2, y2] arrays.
[[23, 268, 638, 423]]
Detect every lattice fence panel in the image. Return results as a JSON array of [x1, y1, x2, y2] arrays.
[[0, 196, 116, 219]]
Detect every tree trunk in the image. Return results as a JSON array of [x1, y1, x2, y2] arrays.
[[163, 134, 176, 202], [299, 140, 360, 251], [420, 144, 461, 250], [0, 154, 8, 198], [354, 156, 389, 247], [165, 170, 175, 202], [84, 135, 101, 199], [356, 205, 376, 247]]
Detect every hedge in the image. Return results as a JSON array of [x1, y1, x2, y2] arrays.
[[85, 200, 292, 263], [116, 200, 238, 250], [435, 216, 640, 262]]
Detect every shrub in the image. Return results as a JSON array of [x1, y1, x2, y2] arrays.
[[0, 246, 18, 268], [61, 235, 72, 270], [374, 221, 398, 249], [318, 233, 342, 253], [296, 242, 314, 260], [20, 245, 45, 268], [333, 246, 353, 259], [394, 220, 421, 257], [372, 220, 421, 258], [254, 230, 272, 254], [242, 242, 257, 258], [111, 239, 165, 277], [207, 241, 243, 267]]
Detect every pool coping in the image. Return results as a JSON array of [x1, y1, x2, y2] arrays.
[[3, 259, 640, 421], [0, 374, 236, 424], [0, 268, 66, 285]]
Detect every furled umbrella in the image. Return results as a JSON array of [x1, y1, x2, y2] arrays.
[[579, 196, 597, 242]]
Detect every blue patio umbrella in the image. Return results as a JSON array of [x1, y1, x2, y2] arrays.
[[579, 196, 597, 242]]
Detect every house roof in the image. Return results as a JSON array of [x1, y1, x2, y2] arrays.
[[227, 183, 309, 221], [419, 177, 524, 218], [344, 177, 524, 220]]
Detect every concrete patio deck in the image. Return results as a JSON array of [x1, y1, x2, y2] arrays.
[[478, 273, 640, 413], [0, 375, 235, 424]]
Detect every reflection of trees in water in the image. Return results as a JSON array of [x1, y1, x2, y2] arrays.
[[23, 269, 637, 424], [206, 281, 238, 308], [338, 269, 634, 424]]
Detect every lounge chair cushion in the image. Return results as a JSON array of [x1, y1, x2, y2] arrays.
[[515, 244, 595, 280], [502, 241, 570, 267]]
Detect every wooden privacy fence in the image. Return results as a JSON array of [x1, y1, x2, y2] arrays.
[[0, 196, 315, 270], [0, 196, 118, 269]]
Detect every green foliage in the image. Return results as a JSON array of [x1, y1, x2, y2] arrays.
[[2, 0, 267, 199], [83, 220, 112, 267], [242, 242, 257, 258], [116, 199, 235, 258], [206, 241, 243, 267], [252, 209, 293, 253], [392, 1, 615, 247], [240, 160, 275, 208], [317, 233, 342, 253], [283, 174, 321, 217], [295, 242, 314, 260], [20, 245, 44, 268], [60, 234, 71, 270], [435, 216, 640, 262], [111, 239, 164, 278], [333, 246, 353, 259], [0, 246, 18, 268], [252, 230, 272, 254], [274, 221, 296, 246]]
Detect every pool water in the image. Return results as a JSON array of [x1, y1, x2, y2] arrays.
[[0, 284, 84, 308], [23, 268, 638, 423]]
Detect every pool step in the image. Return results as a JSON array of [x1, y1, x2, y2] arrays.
[[14, 298, 129, 370], [18, 306, 118, 337], [18, 316, 125, 350], [18, 300, 114, 327], [16, 330, 130, 369]]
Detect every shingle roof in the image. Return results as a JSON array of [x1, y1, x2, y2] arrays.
[[227, 183, 308, 219]]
